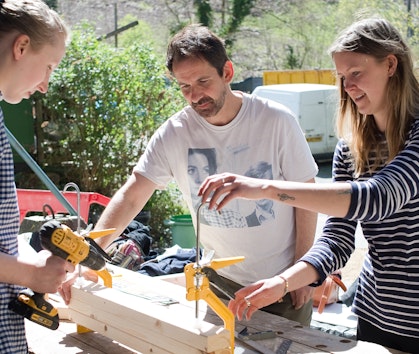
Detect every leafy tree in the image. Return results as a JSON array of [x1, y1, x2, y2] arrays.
[[219, 0, 255, 49], [144, 182, 187, 249], [56, 0, 419, 82], [284, 45, 302, 70], [33, 24, 186, 244], [45, 0, 57, 10], [230, 0, 419, 80], [193, 0, 255, 48], [194, 0, 213, 28]]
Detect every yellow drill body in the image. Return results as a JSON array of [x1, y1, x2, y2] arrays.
[[50, 224, 90, 266]]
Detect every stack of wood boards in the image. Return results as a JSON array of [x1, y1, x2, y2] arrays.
[[68, 268, 230, 354]]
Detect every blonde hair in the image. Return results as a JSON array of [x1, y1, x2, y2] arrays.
[[0, 0, 68, 50], [329, 18, 419, 176]]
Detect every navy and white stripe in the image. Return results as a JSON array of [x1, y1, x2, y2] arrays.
[[0, 108, 27, 353], [301, 119, 419, 339]]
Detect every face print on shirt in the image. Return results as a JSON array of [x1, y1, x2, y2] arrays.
[[244, 162, 275, 227], [188, 148, 217, 196], [187, 148, 276, 228], [187, 148, 247, 228]]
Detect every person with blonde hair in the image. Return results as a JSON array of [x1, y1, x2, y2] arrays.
[[0, 1, 73, 351], [199, 17, 419, 352]]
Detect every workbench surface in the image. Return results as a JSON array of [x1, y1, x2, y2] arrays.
[[25, 269, 407, 354], [26, 314, 406, 354]]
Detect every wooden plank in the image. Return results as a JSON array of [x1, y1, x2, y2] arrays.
[[48, 293, 71, 320], [67, 274, 231, 354], [68, 309, 199, 354]]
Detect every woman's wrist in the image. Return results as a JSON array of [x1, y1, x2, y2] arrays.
[[276, 275, 289, 303]]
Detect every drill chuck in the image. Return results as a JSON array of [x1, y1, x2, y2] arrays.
[[39, 219, 106, 270]]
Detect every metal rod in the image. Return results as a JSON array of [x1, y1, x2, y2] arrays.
[[194, 202, 207, 319], [63, 182, 82, 279], [196, 202, 206, 268], [63, 182, 81, 233], [5, 126, 77, 216]]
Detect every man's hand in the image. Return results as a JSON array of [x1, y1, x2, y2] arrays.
[[58, 267, 99, 305], [289, 285, 314, 310]]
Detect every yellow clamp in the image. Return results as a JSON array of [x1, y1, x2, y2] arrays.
[[184, 256, 244, 354], [82, 227, 115, 288]]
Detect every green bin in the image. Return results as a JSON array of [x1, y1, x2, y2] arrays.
[[165, 214, 196, 248]]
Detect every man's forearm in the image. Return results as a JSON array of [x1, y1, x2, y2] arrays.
[[94, 193, 138, 249], [294, 207, 317, 262], [94, 172, 156, 249]]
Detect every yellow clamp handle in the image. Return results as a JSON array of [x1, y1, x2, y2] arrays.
[[184, 256, 245, 354]]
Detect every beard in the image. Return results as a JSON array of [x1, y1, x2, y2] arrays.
[[192, 89, 227, 118]]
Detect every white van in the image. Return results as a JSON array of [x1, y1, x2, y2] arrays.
[[252, 83, 338, 159]]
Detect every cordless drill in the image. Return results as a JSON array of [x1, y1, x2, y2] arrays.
[[9, 219, 109, 330]]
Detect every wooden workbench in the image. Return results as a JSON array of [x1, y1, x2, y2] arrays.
[[26, 312, 405, 354], [26, 267, 406, 354]]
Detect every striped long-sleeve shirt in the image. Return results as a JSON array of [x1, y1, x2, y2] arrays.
[[0, 108, 27, 353], [301, 119, 419, 339]]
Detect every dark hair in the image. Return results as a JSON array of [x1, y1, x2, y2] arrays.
[[245, 162, 273, 179], [166, 24, 229, 77], [188, 148, 217, 175], [0, 0, 68, 50], [329, 18, 419, 175]]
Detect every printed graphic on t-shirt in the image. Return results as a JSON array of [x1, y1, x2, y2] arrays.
[[188, 148, 274, 228]]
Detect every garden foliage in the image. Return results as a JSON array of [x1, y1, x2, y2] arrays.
[[33, 25, 186, 246]]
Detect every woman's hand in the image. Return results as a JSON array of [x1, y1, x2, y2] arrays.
[[228, 276, 286, 321], [58, 266, 99, 305], [198, 173, 271, 211]]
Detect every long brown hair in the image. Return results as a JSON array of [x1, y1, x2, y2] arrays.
[[0, 0, 68, 51], [329, 18, 419, 176]]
